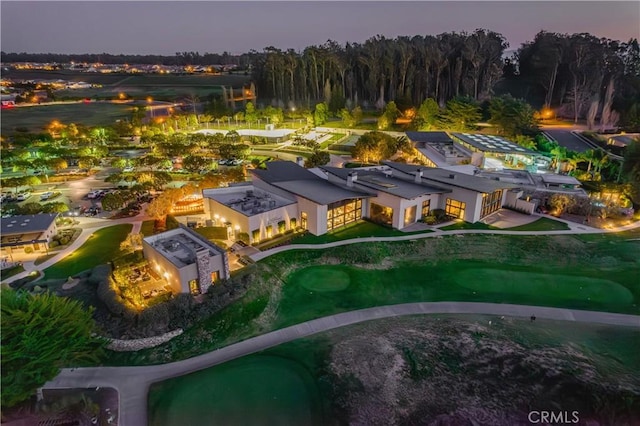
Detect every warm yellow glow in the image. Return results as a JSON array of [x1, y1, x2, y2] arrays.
[[234, 224, 241, 230], [118, 92, 127, 100], [541, 107, 554, 119], [147, 96, 153, 103]]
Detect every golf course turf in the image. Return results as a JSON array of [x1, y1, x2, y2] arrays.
[[147, 315, 640, 425], [148, 355, 323, 426]]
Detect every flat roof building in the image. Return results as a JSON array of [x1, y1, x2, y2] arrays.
[[142, 225, 230, 295], [450, 132, 539, 170]]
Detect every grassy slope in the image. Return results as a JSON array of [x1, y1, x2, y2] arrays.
[[291, 221, 430, 244], [110, 230, 640, 366]]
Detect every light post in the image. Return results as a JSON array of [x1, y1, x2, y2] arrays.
[[147, 97, 154, 119]]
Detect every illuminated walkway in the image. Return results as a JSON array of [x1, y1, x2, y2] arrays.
[[43, 302, 640, 426], [250, 215, 640, 262]]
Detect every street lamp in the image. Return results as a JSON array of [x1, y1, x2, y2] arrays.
[[147, 97, 154, 119]]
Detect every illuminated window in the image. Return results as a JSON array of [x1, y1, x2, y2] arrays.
[[251, 229, 260, 243], [327, 199, 362, 231], [210, 271, 219, 284], [189, 279, 199, 295], [445, 198, 466, 219], [421, 200, 431, 218], [480, 190, 503, 218], [265, 225, 273, 239], [404, 206, 416, 225], [370, 203, 393, 226], [301, 212, 307, 230]]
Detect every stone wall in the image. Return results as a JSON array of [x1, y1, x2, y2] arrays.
[[106, 328, 183, 352]]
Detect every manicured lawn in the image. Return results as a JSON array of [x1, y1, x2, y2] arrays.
[[193, 226, 228, 240], [276, 260, 638, 328], [43, 224, 132, 279], [505, 217, 570, 231], [439, 221, 499, 231], [140, 220, 156, 236], [0, 264, 25, 281], [148, 355, 323, 426], [290, 221, 430, 244]]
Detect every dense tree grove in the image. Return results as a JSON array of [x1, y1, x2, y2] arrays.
[[512, 32, 640, 129], [1, 290, 106, 408]]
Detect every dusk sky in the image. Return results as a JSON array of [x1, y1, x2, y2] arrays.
[[2, 1, 639, 55]]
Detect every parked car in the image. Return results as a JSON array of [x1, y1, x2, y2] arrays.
[[40, 191, 54, 201], [16, 192, 31, 201], [85, 206, 101, 216]]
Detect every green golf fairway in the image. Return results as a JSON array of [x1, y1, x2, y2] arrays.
[[299, 267, 351, 292], [148, 356, 323, 426], [453, 269, 634, 304]]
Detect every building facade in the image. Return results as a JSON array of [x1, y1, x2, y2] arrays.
[[1, 214, 58, 258], [142, 225, 230, 295]]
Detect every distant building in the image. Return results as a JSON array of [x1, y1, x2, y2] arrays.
[[1, 214, 58, 257], [142, 225, 230, 295]]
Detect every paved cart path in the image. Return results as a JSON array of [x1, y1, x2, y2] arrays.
[[43, 302, 640, 426]]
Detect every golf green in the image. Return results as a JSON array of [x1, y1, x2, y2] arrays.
[[453, 269, 634, 304], [298, 267, 351, 292], [148, 356, 323, 426]]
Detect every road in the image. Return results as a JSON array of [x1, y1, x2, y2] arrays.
[[42, 301, 640, 425]]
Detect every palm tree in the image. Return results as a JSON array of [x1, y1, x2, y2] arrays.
[[550, 145, 567, 173]]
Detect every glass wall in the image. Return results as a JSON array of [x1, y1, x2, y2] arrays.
[[404, 205, 416, 226], [327, 198, 362, 231], [370, 202, 394, 226], [445, 198, 466, 219], [480, 190, 503, 218]]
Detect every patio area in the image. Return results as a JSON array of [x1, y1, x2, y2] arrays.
[[481, 209, 540, 228]]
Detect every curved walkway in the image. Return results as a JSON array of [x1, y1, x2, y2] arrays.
[[250, 216, 640, 262], [43, 302, 640, 426], [4, 216, 146, 284]]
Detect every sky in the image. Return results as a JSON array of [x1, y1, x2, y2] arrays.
[[1, 1, 639, 55]]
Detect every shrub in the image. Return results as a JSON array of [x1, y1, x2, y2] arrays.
[[290, 218, 297, 229], [422, 215, 437, 225], [49, 240, 59, 248], [165, 215, 179, 230], [59, 237, 70, 245], [432, 209, 447, 221], [278, 220, 286, 234], [237, 232, 250, 244]]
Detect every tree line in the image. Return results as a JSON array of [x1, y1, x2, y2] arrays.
[[248, 31, 639, 129]]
